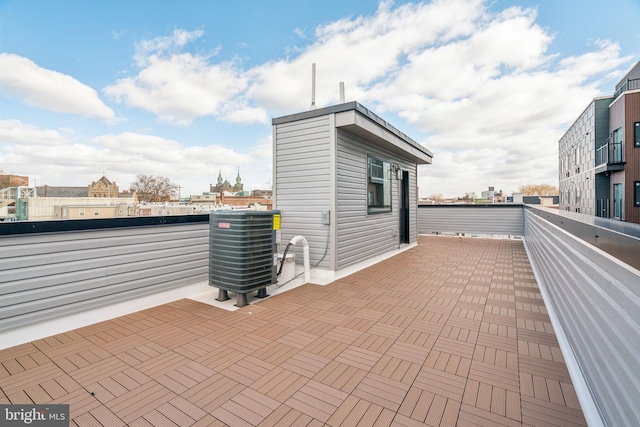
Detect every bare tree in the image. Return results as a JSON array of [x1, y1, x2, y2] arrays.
[[519, 184, 558, 196], [429, 193, 446, 203], [131, 175, 179, 202], [463, 192, 477, 204]]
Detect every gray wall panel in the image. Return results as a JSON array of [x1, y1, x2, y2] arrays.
[[524, 209, 640, 427], [0, 223, 209, 332], [417, 205, 524, 236], [274, 115, 332, 270], [336, 129, 417, 269]]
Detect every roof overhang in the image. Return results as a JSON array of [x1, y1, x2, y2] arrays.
[[272, 101, 433, 165], [334, 109, 433, 165]]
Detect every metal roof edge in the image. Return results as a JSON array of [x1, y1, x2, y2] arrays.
[[272, 101, 433, 160]]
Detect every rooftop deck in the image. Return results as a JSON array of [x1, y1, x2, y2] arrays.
[[0, 236, 586, 426]]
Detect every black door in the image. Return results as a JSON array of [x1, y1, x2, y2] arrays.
[[399, 170, 410, 244]]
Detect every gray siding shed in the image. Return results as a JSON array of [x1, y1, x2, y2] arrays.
[[273, 102, 432, 276]]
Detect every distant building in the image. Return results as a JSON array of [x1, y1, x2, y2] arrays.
[[189, 193, 218, 204], [481, 186, 504, 203], [189, 192, 272, 209], [56, 205, 121, 219], [36, 186, 88, 197], [252, 189, 272, 197], [559, 59, 640, 224], [210, 169, 243, 193], [88, 175, 119, 198], [0, 173, 28, 188], [36, 176, 135, 200]]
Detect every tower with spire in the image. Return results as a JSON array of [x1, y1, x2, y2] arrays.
[[211, 168, 243, 193]]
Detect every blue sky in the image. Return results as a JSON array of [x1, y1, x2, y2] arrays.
[[1, 0, 639, 198]]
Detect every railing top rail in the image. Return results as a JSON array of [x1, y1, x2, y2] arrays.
[[527, 205, 640, 239], [526, 205, 640, 271], [418, 204, 524, 208], [0, 214, 210, 236]]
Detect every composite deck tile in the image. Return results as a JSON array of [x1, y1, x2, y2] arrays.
[[367, 323, 405, 340], [458, 403, 522, 426], [174, 337, 221, 359], [104, 381, 176, 424], [249, 366, 308, 403], [193, 345, 245, 372], [276, 329, 321, 349], [378, 312, 416, 328], [413, 365, 466, 402], [285, 380, 348, 422], [135, 351, 189, 379], [212, 388, 280, 426], [386, 339, 432, 365], [433, 336, 476, 360], [280, 351, 330, 378], [335, 345, 382, 371], [352, 333, 394, 354], [521, 394, 587, 426], [221, 355, 275, 386], [323, 325, 364, 344], [518, 354, 572, 383], [1, 362, 69, 396], [258, 406, 317, 427], [371, 355, 420, 385], [352, 373, 410, 412], [39, 377, 71, 400]]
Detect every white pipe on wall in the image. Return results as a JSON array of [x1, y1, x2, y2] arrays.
[[289, 235, 311, 283]]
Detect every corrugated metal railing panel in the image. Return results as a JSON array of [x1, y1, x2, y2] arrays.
[[417, 205, 524, 236], [524, 210, 640, 427], [0, 223, 209, 332]]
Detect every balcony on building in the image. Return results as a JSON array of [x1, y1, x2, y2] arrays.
[[594, 138, 625, 174]]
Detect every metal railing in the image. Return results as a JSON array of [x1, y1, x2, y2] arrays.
[[595, 141, 624, 166], [614, 77, 640, 99]]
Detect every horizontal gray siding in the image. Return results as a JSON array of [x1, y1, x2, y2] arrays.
[[524, 209, 640, 427], [336, 129, 417, 269], [417, 205, 524, 236], [274, 116, 332, 269], [0, 223, 208, 332]]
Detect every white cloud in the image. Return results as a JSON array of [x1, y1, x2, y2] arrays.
[[104, 29, 249, 126], [247, 0, 487, 113], [0, 53, 116, 120], [0, 119, 67, 146]]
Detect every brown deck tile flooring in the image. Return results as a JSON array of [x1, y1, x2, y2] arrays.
[[0, 236, 587, 426]]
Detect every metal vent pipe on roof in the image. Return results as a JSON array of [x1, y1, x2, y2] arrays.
[[310, 63, 317, 110], [339, 82, 345, 103]]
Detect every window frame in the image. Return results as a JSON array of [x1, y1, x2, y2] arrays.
[[635, 122, 640, 147], [612, 126, 624, 163], [635, 181, 640, 207], [366, 154, 392, 214]]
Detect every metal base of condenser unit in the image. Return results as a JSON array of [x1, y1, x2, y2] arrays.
[[216, 289, 229, 302], [217, 288, 270, 308], [236, 293, 248, 307]]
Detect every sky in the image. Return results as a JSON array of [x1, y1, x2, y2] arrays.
[[1, 0, 639, 199]]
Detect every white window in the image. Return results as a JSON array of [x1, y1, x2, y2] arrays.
[[367, 155, 391, 213]]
